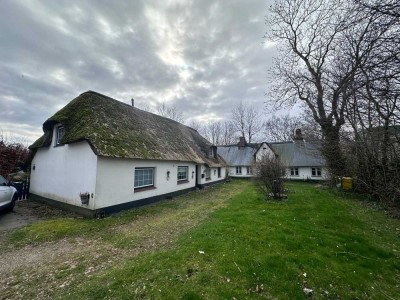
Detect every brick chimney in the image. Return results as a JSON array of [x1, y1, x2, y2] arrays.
[[238, 136, 246, 150], [293, 128, 303, 141]]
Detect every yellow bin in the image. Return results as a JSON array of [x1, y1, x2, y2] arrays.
[[342, 177, 353, 190]]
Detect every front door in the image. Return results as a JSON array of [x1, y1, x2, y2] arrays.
[[195, 165, 199, 187]]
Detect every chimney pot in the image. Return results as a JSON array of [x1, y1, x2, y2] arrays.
[[293, 128, 303, 141], [131, 98, 135, 107], [238, 136, 246, 149]]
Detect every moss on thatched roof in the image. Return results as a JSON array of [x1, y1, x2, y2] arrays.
[[30, 91, 225, 166]]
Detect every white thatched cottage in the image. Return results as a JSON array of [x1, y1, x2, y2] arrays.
[[29, 91, 227, 216]]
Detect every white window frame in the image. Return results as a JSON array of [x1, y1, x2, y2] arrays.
[[177, 166, 188, 181], [291, 167, 299, 176], [236, 166, 242, 174], [134, 167, 155, 188], [311, 167, 322, 177], [247, 166, 252, 174], [55, 125, 65, 146]]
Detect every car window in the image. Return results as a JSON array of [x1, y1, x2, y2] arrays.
[[0, 176, 8, 186]]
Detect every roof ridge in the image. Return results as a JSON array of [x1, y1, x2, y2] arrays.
[[80, 90, 193, 129], [269, 141, 293, 145]]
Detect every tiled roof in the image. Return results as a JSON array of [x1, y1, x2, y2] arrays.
[[270, 141, 325, 167], [217, 144, 259, 166]]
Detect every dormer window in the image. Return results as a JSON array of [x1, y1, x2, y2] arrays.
[[209, 146, 217, 158], [55, 125, 65, 146]]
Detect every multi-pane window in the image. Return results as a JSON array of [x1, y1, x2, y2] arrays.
[[55, 126, 65, 146], [177, 166, 188, 181], [311, 167, 322, 177], [247, 167, 252, 174], [134, 168, 154, 188], [205, 168, 211, 180], [291, 167, 299, 176], [236, 166, 242, 174]]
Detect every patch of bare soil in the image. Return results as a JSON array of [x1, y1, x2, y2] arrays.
[[0, 183, 248, 299]]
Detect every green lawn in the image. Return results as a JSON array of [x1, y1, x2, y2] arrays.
[[2, 181, 400, 299]]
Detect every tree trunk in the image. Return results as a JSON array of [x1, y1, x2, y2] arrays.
[[321, 124, 346, 177]]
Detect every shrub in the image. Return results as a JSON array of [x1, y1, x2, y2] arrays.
[[254, 155, 286, 199]]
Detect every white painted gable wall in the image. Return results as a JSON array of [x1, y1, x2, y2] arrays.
[[30, 138, 98, 209], [255, 143, 275, 162]]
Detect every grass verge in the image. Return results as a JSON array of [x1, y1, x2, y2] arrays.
[[2, 181, 400, 299], [57, 182, 400, 299]]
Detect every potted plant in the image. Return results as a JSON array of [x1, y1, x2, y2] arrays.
[[80, 192, 90, 205]]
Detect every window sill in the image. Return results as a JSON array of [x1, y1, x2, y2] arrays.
[[134, 186, 156, 192], [177, 180, 189, 185], [311, 175, 322, 177]]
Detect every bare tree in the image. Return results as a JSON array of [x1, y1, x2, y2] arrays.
[[343, 0, 400, 207], [221, 121, 236, 145], [266, 0, 390, 176], [356, 0, 400, 18], [187, 120, 203, 133], [205, 121, 223, 145], [232, 102, 246, 138], [232, 102, 263, 143], [264, 115, 303, 142], [155, 102, 185, 123]]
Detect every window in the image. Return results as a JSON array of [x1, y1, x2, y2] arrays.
[[218, 167, 221, 178], [247, 167, 252, 174], [311, 167, 322, 177], [0, 175, 7, 186], [134, 168, 154, 188], [177, 166, 188, 181], [290, 168, 299, 176], [236, 166, 242, 174], [55, 126, 65, 146], [205, 167, 211, 180]]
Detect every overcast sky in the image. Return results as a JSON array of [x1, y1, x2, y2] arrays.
[[0, 0, 290, 144]]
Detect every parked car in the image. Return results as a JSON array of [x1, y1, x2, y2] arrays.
[[0, 175, 18, 213]]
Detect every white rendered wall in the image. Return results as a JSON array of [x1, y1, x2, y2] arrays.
[[228, 166, 253, 178], [197, 165, 226, 185], [285, 167, 328, 181], [30, 140, 98, 209], [255, 143, 274, 162], [95, 158, 198, 209]]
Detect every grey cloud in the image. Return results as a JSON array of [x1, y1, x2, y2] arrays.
[[0, 0, 275, 143]]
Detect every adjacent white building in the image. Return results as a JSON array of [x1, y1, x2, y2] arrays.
[[269, 130, 327, 181], [218, 130, 327, 181], [217, 137, 275, 178], [29, 91, 227, 216]]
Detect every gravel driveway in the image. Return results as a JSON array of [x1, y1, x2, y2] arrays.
[[0, 200, 77, 231]]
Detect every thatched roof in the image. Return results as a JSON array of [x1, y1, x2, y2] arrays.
[[30, 91, 225, 167]]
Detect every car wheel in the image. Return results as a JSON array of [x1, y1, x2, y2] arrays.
[[5, 194, 17, 212]]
